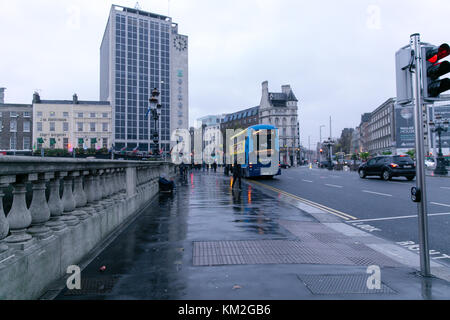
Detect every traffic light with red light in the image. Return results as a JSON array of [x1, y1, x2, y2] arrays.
[[422, 43, 450, 99]]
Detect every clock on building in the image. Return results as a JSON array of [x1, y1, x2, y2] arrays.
[[174, 35, 187, 51]]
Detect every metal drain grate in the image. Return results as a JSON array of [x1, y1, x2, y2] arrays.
[[298, 274, 397, 295], [193, 240, 402, 267], [64, 276, 118, 296]]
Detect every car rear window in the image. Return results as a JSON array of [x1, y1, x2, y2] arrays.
[[393, 156, 414, 164]]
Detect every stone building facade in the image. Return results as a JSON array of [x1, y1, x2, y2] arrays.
[[359, 113, 371, 153], [368, 98, 396, 155], [259, 81, 300, 166], [32, 93, 112, 150]]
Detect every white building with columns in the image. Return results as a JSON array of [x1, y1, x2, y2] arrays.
[[259, 81, 300, 166]]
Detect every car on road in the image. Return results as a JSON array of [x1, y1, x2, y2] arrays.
[[358, 155, 416, 181]]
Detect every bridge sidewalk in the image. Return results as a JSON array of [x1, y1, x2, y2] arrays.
[[50, 171, 450, 300]]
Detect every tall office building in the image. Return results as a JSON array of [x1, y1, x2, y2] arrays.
[[100, 5, 188, 153]]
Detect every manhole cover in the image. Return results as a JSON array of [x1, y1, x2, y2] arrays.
[[298, 274, 396, 295], [64, 276, 118, 296]]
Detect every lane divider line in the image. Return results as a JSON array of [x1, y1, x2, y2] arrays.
[[250, 180, 357, 221], [325, 184, 343, 188], [430, 202, 450, 208], [349, 212, 450, 223], [362, 190, 393, 197]]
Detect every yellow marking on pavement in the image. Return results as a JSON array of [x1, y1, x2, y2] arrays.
[[250, 180, 358, 221]]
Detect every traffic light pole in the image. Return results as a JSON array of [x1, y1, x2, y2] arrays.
[[411, 33, 431, 277]]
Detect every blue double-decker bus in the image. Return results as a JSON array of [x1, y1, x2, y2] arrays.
[[229, 124, 281, 178]]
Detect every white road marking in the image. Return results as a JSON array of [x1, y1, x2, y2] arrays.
[[302, 179, 313, 183], [430, 202, 450, 208], [440, 187, 450, 190], [349, 212, 450, 223], [325, 184, 343, 188], [362, 190, 392, 197]]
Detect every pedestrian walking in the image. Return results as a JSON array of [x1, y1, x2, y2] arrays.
[[231, 161, 242, 189]]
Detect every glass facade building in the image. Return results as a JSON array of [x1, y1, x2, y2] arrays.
[[100, 5, 189, 153]]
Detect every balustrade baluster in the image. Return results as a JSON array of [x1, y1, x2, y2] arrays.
[[0, 184, 9, 254], [28, 173, 53, 240], [5, 175, 34, 249], [60, 174, 79, 226], [46, 173, 67, 232]]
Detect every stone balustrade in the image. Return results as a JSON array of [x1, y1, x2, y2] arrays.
[[0, 156, 174, 299]]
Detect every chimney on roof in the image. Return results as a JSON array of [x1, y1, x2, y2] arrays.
[[0, 88, 5, 104], [73, 93, 79, 104], [281, 85, 291, 95], [33, 91, 41, 104]]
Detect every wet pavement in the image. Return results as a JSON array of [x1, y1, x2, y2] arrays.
[[54, 171, 450, 300]]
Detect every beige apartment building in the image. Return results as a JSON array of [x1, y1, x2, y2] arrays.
[[32, 93, 112, 150]]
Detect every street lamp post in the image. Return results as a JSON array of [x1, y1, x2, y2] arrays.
[[149, 88, 162, 160], [429, 116, 449, 176], [323, 138, 335, 171]]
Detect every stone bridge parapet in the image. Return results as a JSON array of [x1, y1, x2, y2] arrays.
[[0, 156, 174, 299]]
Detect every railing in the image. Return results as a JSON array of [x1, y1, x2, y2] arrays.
[[0, 156, 174, 299]]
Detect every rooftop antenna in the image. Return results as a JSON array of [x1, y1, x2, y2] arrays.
[[134, 2, 141, 10]]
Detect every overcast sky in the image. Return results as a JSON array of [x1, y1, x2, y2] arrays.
[[1, 0, 449, 148]]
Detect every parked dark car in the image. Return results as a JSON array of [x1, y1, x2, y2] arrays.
[[358, 155, 416, 181]]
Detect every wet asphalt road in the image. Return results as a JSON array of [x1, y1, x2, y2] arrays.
[[254, 166, 450, 268]]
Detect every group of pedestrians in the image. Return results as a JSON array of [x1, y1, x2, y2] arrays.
[[178, 161, 242, 190]]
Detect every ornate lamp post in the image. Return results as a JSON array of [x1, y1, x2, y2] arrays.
[[149, 88, 162, 159], [429, 115, 449, 175]]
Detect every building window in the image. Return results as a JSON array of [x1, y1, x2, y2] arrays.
[[90, 123, 96, 132], [63, 112, 69, 117], [90, 113, 96, 118], [50, 122, 55, 132], [102, 123, 108, 132], [24, 112, 31, 118], [10, 112, 18, 118], [10, 136, 17, 150], [50, 111, 56, 117], [77, 113, 83, 118], [63, 122, 69, 132], [63, 138, 69, 149], [102, 138, 108, 148], [10, 119, 17, 132], [37, 111, 43, 117], [102, 113, 108, 118], [23, 137, 31, 150], [23, 121, 30, 133], [77, 123, 83, 132], [37, 122, 43, 132]]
